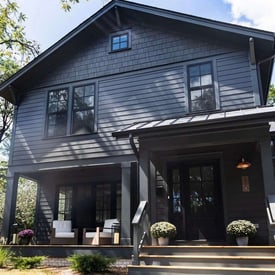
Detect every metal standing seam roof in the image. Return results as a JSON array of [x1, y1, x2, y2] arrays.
[[112, 106, 275, 138]]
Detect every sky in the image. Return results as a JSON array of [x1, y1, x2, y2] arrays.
[[1, 0, 275, 160]]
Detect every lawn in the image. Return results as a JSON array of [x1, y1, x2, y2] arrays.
[[0, 266, 128, 274]]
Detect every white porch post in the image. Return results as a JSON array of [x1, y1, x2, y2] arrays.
[[2, 171, 19, 242], [120, 162, 131, 244]]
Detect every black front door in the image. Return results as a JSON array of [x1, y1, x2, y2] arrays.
[[168, 161, 225, 241]]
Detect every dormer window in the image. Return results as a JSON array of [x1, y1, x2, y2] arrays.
[[110, 30, 131, 52]]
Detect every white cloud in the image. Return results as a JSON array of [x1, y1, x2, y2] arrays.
[[224, 0, 275, 32]]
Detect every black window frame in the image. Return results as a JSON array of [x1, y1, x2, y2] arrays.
[[45, 82, 97, 138], [187, 61, 216, 113], [46, 88, 69, 137], [56, 185, 74, 221], [110, 30, 131, 52]]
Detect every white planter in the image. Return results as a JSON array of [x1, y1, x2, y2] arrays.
[[236, 236, 249, 246], [158, 237, 169, 246]]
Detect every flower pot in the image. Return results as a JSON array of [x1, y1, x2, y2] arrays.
[[236, 236, 248, 246], [158, 237, 169, 246], [19, 237, 31, 245]]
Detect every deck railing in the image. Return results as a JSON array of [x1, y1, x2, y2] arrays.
[[131, 200, 149, 265]]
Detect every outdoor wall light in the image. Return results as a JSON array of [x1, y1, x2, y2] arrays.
[[236, 157, 251, 170]]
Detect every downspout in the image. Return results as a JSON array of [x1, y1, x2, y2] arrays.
[[129, 133, 139, 160]]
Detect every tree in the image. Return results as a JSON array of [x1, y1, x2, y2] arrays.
[[0, 0, 39, 145], [268, 84, 275, 105]]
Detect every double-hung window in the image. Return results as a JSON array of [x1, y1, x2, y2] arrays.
[[47, 89, 68, 137], [188, 62, 215, 113], [46, 83, 96, 137], [72, 84, 95, 135]]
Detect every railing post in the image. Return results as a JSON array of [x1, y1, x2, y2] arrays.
[[131, 201, 148, 265]]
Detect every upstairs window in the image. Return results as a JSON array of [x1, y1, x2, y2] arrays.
[[72, 84, 95, 135], [188, 62, 215, 113], [46, 83, 96, 138], [110, 30, 131, 52], [47, 89, 68, 137]]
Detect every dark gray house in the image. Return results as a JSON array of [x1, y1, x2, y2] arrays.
[[0, 0, 275, 245]]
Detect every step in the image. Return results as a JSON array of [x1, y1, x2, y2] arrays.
[[139, 254, 275, 268], [142, 245, 275, 256], [128, 265, 275, 275]]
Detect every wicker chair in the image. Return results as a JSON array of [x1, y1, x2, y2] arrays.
[[50, 220, 78, 245], [82, 219, 119, 245]]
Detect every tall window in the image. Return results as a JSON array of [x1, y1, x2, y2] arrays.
[[272, 137, 275, 177], [188, 62, 215, 113], [47, 89, 68, 137], [95, 183, 121, 224], [57, 186, 73, 220], [72, 84, 95, 134], [46, 83, 96, 137]]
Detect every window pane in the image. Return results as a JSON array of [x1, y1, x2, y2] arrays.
[[47, 89, 68, 137], [58, 186, 73, 221], [189, 65, 200, 76], [200, 63, 211, 75], [201, 74, 212, 86], [188, 62, 215, 113], [72, 84, 95, 135], [190, 76, 200, 88]]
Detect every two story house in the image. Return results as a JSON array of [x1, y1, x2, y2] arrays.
[[0, 0, 275, 245]]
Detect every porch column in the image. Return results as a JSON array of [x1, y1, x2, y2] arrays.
[[2, 171, 19, 242], [259, 136, 275, 196], [120, 162, 131, 245], [139, 148, 150, 202]]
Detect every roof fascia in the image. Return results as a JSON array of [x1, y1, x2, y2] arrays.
[[116, 0, 275, 41], [0, 0, 117, 93]]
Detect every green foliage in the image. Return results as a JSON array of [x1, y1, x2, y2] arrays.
[[268, 84, 275, 105], [150, 221, 177, 238], [15, 178, 37, 229], [67, 253, 115, 274], [11, 256, 45, 269], [226, 220, 257, 238], [0, 246, 13, 268]]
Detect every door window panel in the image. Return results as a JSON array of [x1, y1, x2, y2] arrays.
[[57, 186, 73, 220]]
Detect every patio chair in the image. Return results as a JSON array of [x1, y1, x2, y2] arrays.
[[50, 220, 78, 245], [82, 218, 119, 245]]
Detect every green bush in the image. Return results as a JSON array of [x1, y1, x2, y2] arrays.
[[0, 246, 13, 267], [67, 253, 115, 274], [11, 256, 45, 269]]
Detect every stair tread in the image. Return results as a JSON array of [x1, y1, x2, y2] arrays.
[[129, 265, 275, 271], [140, 254, 275, 260]]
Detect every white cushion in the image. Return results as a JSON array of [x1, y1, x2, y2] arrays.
[[55, 232, 75, 238], [103, 219, 119, 233], [85, 232, 111, 238], [53, 220, 72, 233]]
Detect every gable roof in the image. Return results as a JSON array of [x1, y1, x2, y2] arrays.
[[0, 0, 274, 104]]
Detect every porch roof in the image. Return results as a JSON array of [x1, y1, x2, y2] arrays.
[[112, 106, 275, 138]]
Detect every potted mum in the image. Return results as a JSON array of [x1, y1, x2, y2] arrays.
[[150, 221, 177, 245], [18, 229, 34, 245], [226, 220, 256, 246]]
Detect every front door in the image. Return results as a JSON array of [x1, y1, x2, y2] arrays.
[[168, 161, 225, 241]]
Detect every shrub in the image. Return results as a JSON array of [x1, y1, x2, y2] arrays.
[[226, 220, 257, 238], [150, 221, 177, 238], [67, 253, 115, 274], [0, 246, 13, 268], [11, 256, 45, 269]]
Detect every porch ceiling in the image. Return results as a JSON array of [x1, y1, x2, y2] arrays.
[[112, 106, 275, 139]]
